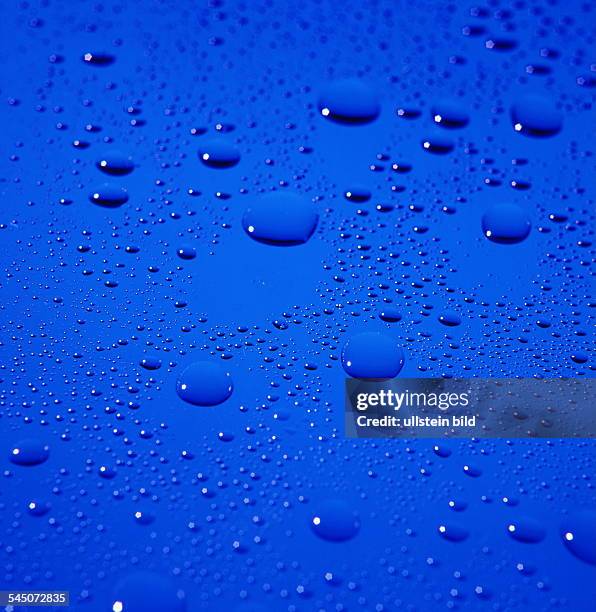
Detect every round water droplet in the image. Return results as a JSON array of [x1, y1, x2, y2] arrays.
[[507, 517, 546, 543], [198, 139, 240, 168], [242, 192, 318, 246], [176, 361, 233, 406], [341, 332, 404, 378], [431, 99, 469, 128], [318, 79, 380, 124], [96, 151, 134, 176], [111, 572, 186, 612], [311, 500, 360, 542], [9, 439, 50, 466], [560, 511, 596, 565], [511, 95, 563, 137], [90, 184, 129, 208], [482, 203, 531, 244]]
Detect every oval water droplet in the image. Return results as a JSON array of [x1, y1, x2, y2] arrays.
[[482, 203, 531, 244], [111, 572, 186, 612], [507, 517, 546, 543], [431, 99, 469, 128], [438, 312, 461, 327], [341, 332, 404, 378], [560, 511, 596, 565], [344, 185, 372, 203], [176, 361, 233, 406], [198, 139, 240, 168], [379, 307, 402, 323], [318, 79, 380, 124], [511, 95, 563, 137], [96, 151, 134, 176], [27, 500, 51, 517], [82, 51, 115, 66], [90, 184, 129, 208], [176, 245, 196, 260], [311, 500, 360, 542], [9, 439, 50, 466], [242, 192, 318, 246], [438, 523, 469, 542], [421, 134, 454, 154], [139, 357, 162, 370]]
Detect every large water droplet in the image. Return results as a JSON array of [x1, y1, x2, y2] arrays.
[[341, 332, 404, 378], [311, 500, 360, 542], [560, 511, 596, 565], [9, 439, 50, 466], [198, 139, 240, 168], [421, 134, 454, 154], [318, 79, 380, 124], [482, 203, 531, 244], [111, 572, 186, 612], [507, 517, 546, 543], [438, 523, 469, 542], [176, 361, 233, 406], [242, 192, 318, 246], [438, 312, 461, 327], [97, 151, 134, 176], [431, 99, 469, 128], [90, 184, 129, 208], [511, 95, 563, 137]]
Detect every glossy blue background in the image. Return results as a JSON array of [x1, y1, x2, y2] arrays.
[[1, 0, 594, 610]]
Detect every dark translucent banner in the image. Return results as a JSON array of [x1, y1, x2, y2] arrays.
[[345, 378, 596, 438]]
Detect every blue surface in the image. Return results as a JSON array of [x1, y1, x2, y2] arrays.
[[0, 0, 594, 610]]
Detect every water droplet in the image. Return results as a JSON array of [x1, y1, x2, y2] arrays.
[[438, 523, 469, 542], [318, 79, 380, 124], [111, 572, 186, 612], [560, 511, 596, 565], [507, 517, 546, 543], [341, 332, 404, 378], [176, 361, 233, 406], [431, 99, 469, 128], [438, 312, 461, 327], [511, 95, 563, 137], [176, 245, 196, 260], [311, 500, 360, 542], [27, 500, 51, 517], [482, 203, 531, 244], [9, 439, 50, 466], [90, 183, 129, 208], [242, 192, 318, 246], [82, 51, 115, 66], [96, 151, 134, 176], [421, 134, 454, 154], [344, 185, 372, 203], [139, 357, 162, 370], [198, 139, 240, 168], [379, 307, 402, 323]]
